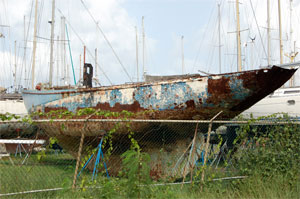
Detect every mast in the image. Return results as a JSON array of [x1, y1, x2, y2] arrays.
[[14, 40, 17, 92], [61, 16, 67, 85], [23, 15, 27, 87], [79, 54, 82, 81], [181, 36, 185, 75], [95, 21, 99, 81], [31, 0, 38, 89], [236, 0, 242, 72], [142, 16, 145, 81], [135, 26, 139, 82], [267, 0, 271, 65], [278, 0, 283, 64], [218, 3, 221, 73], [83, 46, 86, 77], [49, 0, 55, 87], [290, 0, 293, 54], [288, 0, 297, 87], [56, 35, 59, 86], [95, 48, 98, 80]]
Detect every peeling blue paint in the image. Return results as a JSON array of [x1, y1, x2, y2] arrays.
[[24, 81, 215, 113], [109, 89, 122, 107], [229, 78, 248, 100]]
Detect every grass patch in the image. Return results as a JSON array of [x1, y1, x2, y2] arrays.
[[1, 153, 299, 199], [0, 153, 75, 195]]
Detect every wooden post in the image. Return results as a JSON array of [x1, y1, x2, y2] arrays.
[[181, 123, 198, 187], [190, 123, 199, 183], [72, 131, 85, 189], [201, 111, 223, 185]]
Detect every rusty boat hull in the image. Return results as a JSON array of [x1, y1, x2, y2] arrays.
[[23, 66, 297, 120], [21, 65, 297, 178]]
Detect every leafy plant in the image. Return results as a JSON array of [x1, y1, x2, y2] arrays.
[[121, 149, 151, 198], [232, 115, 300, 182]]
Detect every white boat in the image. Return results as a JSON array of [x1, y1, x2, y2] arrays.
[[242, 86, 300, 119], [0, 93, 27, 117], [0, 92, 32, 138]]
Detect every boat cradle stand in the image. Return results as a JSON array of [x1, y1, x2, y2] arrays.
[[76, 136, 110, 181]]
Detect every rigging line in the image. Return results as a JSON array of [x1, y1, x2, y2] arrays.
[[16, 42, 22, 85], [20, 0, 34, 88], [80, 0, 133, 83], [65, 24, 76, 85], [249, 0, 268, 59], [56, 7, 113, 85], [2, 0, 9, 27], [207, 10, 219, 73], [192, 2, 216, 72]]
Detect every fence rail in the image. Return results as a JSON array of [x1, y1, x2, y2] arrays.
[[1, 118, 299, 197], [2, 118, 300, 125]]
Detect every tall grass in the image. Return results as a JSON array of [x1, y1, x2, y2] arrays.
[[1, 159, 299, 198]]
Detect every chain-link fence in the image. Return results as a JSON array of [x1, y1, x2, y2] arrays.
[[1, 118, 299, 197]]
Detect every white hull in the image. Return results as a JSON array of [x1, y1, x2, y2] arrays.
[[0, 100, 27, 116], [242, 87, 300, 119], [0, 99, 32, 138]]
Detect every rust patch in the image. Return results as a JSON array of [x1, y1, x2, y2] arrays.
[[185, 100, 196, 109], [95, 101, 146, 112], [44, 106, 68, 113], [206, 76, 231, 105], [207, 77, 230, 94], [150, 163, 163, 180], [61, 92, 70, 99]]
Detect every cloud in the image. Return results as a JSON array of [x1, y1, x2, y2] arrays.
[[0, 0, 151, 89], [0, 0, 299, 90]]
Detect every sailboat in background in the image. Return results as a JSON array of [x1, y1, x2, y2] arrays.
[[0, 39, 27, 118], [242, 0, 300, 120], [0, 59, 31, 138], [0, 11, 30, 138]]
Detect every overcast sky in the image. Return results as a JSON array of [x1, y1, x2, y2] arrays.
[[1, 0, 300, 90]]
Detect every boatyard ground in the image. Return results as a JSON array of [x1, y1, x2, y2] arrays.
[[0, 118, 299, 198]]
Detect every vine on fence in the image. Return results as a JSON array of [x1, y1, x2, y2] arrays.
[[232, 114, 300, 182], [52, 108, 153, 197]]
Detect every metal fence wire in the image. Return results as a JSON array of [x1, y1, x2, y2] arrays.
[[0, 119, 299, 196]]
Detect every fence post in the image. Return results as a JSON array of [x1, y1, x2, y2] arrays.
[[190, 123, 199, 183], [201, 111, 223, 184], [72, 131, 85, 189], [181, 123, 199, 187]]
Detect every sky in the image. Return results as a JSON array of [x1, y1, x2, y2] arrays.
[[1, 0, 300, 91]]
